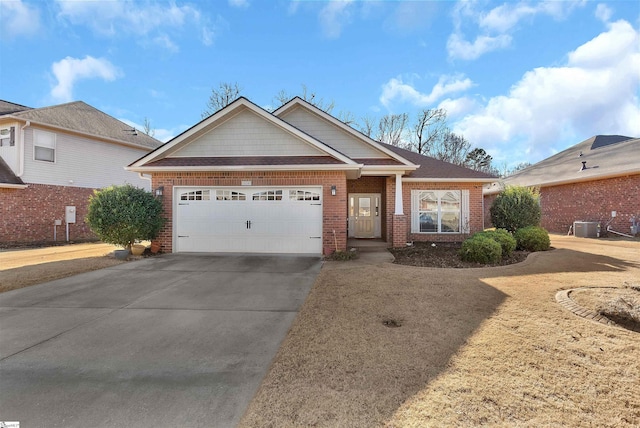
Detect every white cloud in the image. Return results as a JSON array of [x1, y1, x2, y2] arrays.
[[0, 0, 41, 40], [380, 74, 474, 109], [228, 0, 249, 9], [50, 56, 122, 102], [451, 20, 640, 163], [446, 33, 512, 61], [55, 0, 220, 49], [449, 0, 586, 60], [437, 97, 480, 118], [595, 3, 613, 23], [319, 0, 354, 39]]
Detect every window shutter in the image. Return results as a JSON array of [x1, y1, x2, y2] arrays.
[[410, 190, 419, 233], [9, 126, 15, 146], [461, 189, 470, 233]]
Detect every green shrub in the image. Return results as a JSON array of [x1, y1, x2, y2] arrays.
[[514, 226, 550, 252], [86, 184, 165, 249], [490, 186, 541, 233], [459, 235, 502, 264], [476, 229, 517, 257]]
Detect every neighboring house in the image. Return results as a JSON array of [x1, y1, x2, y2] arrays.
[[0, 100, 162, 245], [484, 135, 640, 235], [127, 97, 494, 255]]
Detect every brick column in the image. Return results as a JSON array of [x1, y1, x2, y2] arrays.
[[392, 214, 408, 248]]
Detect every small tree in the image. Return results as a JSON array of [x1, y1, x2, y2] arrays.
[[490, 185, 541, 233], [86, 185, 165, 250]]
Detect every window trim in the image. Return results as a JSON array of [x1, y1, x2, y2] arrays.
[[411, 190, 463, 234], [33, 129, 56, 163]]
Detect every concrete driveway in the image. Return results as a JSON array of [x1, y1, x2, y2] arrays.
[[0, 253, 321, 428]]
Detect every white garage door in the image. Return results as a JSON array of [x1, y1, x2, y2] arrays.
[[175, 187, 323, 254]]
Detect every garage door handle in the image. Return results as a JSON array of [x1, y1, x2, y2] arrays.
[[178, 235, 189, 238], [246, 220, 252, 229], [311, 203, 321, 206], [310, 236, 321, 239]]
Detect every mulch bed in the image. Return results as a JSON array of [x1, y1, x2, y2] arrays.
[[389, 241, 530, 268]]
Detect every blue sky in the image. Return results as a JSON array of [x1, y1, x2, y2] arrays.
[[1, 0, 638, 168]]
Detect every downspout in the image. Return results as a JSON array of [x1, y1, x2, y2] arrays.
[[18, 120, 30, 177]]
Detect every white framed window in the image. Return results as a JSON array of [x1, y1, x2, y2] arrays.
[[0, 126, 15, 147], [411, 190, 470, 234], [216, 190, 246, 201], [180, 190, 210, 201], [289, 189, 320, 201], [34, 130, 56, 162], [252, 190, 283, 201]]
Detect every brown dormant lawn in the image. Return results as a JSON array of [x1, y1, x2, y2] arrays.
[[240, 236, 640, 427]]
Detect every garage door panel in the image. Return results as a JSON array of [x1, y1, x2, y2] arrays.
[[175, 187, 322, 254]]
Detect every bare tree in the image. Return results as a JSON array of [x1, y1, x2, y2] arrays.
[[410, 108, 448, 155], [337, 110, 356, 126], [376, 113, 409, 147], [272, 84, 336, 114], [429, 131, 471, 165], [358, 114, 377, 138], [202, 82, 243, 119], [465, 147, 493, 172], [142, 117, 155, 138]]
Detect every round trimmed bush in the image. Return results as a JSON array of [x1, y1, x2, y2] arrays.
[[476, 229, 516, 257], [514, 226, 550, 252], [459, 235, 502, 264], [490, 186, 541, 232], [86, 184, 165, 249]]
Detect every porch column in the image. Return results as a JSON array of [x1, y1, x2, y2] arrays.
[[394, 173, 404, 214]]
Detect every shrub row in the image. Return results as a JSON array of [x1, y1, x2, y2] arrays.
[[459, 226, 550, 264]]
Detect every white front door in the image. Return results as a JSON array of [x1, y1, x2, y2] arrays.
[[175, 187, 323, 254], [348, 193, 381, 238]]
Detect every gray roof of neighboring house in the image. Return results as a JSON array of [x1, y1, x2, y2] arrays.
[[0, 100, 32, 115], [0, 156, 25, 186], [1, 101, 161, 149], [487, 135, 640, 193], [381, 142, 497, 180]]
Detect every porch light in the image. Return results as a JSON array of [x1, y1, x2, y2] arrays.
[[331, 185, 336, 196], [155, 186, 164, 197]]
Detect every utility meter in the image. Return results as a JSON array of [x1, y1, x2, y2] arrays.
[[65, 206, 76, 224]]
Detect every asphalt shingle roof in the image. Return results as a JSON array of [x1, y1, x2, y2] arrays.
[[0, 156, 24, 185], [4, 101, 161, 149]]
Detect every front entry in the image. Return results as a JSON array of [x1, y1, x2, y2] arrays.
[[348, 193, 382, 238]]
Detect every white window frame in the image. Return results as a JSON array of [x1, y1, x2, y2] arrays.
[[411, 189, 470, 234], [0, 126, 15, 147], [33, 129, 56, 163]]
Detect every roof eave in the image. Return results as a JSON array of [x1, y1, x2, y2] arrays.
[[404, 177, 497, 183], [483, 168, 640, 195]]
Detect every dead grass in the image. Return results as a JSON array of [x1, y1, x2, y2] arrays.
[[0, 257, 126, 293], [571, 283, 640, 332], [240, 236, 640, 427]]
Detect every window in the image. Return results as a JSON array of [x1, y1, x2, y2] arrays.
[[289, 190, 320, 201], [180, 190, 210, 201], [411, 190, 467, 233], [252, 190, 282, 201], [34, 130, 56, 162], [216, 190, 246, 201], [0, 127, 15, 147]]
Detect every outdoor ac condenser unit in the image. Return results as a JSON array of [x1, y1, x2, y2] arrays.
[[574, 221, 599, 238]]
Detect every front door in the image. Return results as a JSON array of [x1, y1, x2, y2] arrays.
[[348, 193, 381, 238]]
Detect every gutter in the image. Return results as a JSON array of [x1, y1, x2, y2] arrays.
[[18, 120, 30, 177]]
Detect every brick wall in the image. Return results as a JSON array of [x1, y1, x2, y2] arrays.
[[483, 174, 640, 235], [150, 171, 347, 254], [403, 181, 486, 243], [0, 184, 97, 246]]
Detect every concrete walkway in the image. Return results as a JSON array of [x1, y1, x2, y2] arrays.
[[0, 253, 321, 428]]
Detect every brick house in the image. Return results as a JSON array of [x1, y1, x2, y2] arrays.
[[127, 97, 495, 255], [484, 135, 640, 235], [0, 100, 161, 246]]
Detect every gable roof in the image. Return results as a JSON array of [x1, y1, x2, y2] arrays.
[[0, 156, 26, 188], [1, 101, 161, 149], [486, 135, 640, 194], [128, 97, 364, 177], [381, 143, 497, 181], [274, 97, 416, 167]]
